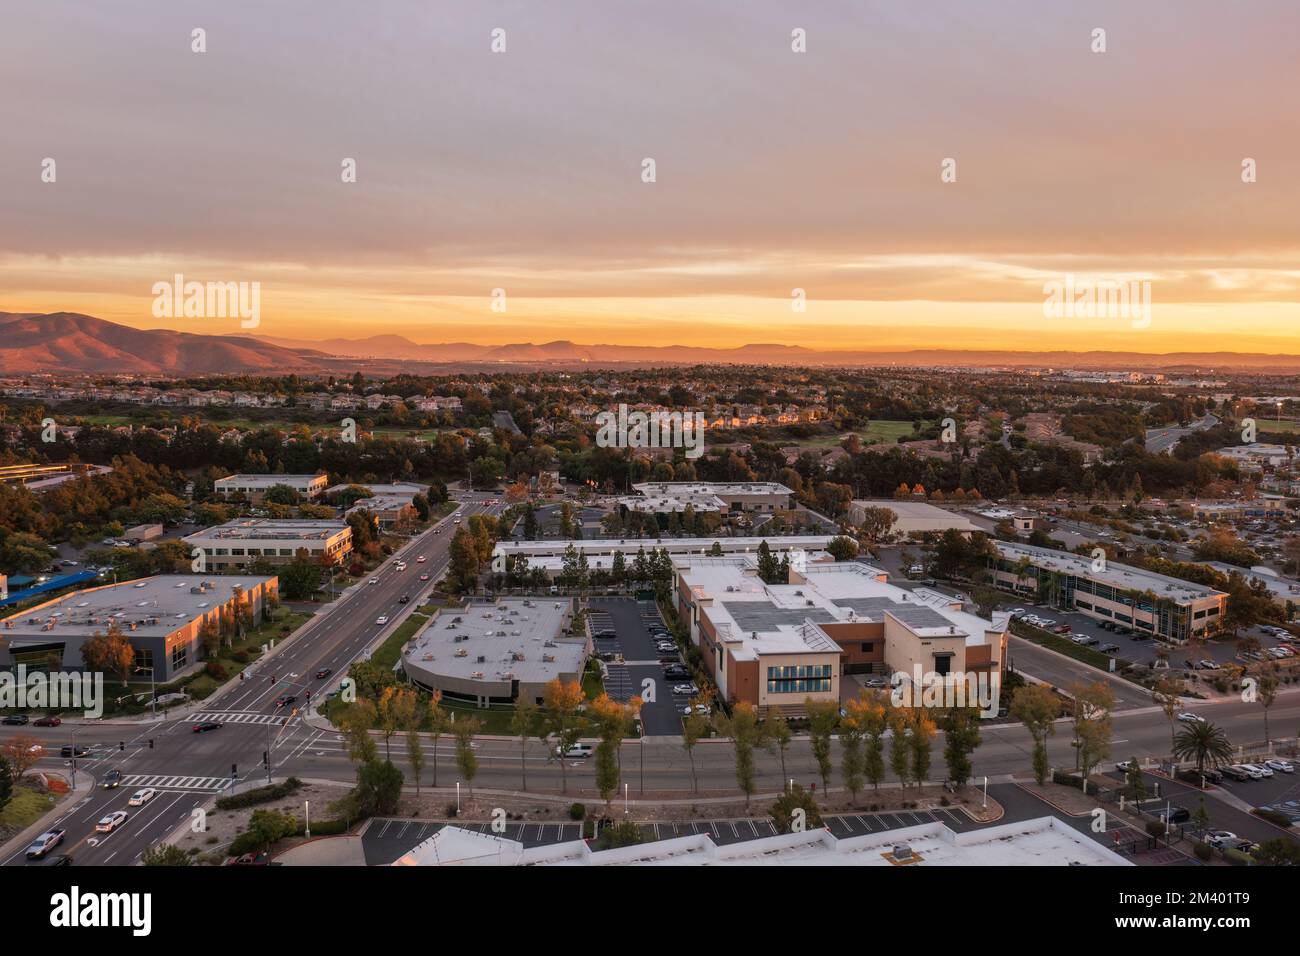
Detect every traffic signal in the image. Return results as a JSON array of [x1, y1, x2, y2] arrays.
[[263, 750, 269, 768], [231, 763, 237, 777], [148, 738, 154, 749], [118, 741, 124, 751]]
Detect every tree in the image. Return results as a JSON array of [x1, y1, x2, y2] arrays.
[[717, 701, 763, 807], [839, 696, 868, 800], [941, 707, 982, 786], [454, 715, 481, 796], [769, 784, 823, 834], [1068, 680, 1115, 782], [336, 699, 378, 765], [1257, 664, 1280, 745], [141, 843, 192, 866], [1011, 683, 1059, 785], [826, 536, 859, 562], [0, 736, 42, 779], [906, 710, 937, 787], [355, 759, 404, 816], [1122, 758, 1146, 800], [511, 698, 539, 791], [1150, 674, 1185, 753], [426, 692, 449, 787], [681, 711, 710, 795], [542, 678, 587, 794], [278, 555, 322, 600], [765, 710, 793, 787], [1252, 838, 1300, 866], [80, 621, 136, 687], [589, 693, 633, 807], [377, 685, 416, 762], [1172, 720, 1233, 778], [860, 692, 889, 790], [889, 711, 911, 786], [806, 699, 839, 791], [0, 756, 12, 812], [240, 809, 298, 852]]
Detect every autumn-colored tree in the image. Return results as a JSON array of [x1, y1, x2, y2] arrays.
[[377, 686, 417, 762], [1010, 683, 1059, 785], [80, 621, 136, 687], [1067, 680, 1116, 782], [336, 699, 378, 765], [510, 697, 539, 791], [542, 678, 587, 794], [427, 691, 450, 787], [454, 714, 481, 796], [1, 735, 43, 778]]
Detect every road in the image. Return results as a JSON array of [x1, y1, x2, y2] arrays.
[[3, 496, 495, 867], [1144, 413, 1219, 456]]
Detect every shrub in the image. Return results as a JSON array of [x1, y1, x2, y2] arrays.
[[1192, 842, 1212, 861], [445, 802, 458, 818], [204, 661, 228, 681], [1253, 808, 1293, 828], [569, 802, 586, 820], [1145, 820, 1167, 838], [214, 777, 303, 811]]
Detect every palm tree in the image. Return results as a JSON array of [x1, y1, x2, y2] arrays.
[[1172, 721, 1233, 780]]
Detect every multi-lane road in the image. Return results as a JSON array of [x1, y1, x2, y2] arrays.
[[2, 497, 495, 866]]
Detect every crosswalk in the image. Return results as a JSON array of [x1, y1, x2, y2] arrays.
[[120, 773, 231, 792], [190, 711, 289, 726]]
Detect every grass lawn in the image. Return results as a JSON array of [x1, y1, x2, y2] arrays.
[[0, 786, 56, 838], [797, 421, 917, 447], [371, 612, 429, 670], [582, 660, 605, 700], [1259, 419, 1300, 434]]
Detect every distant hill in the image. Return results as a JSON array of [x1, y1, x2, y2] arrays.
[[4, 312, 1300, 374], [0, 312, 327, 374]]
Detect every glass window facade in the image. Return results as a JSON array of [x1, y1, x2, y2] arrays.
[[766, 663, 832, 695]]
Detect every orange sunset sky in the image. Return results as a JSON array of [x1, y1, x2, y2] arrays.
[[3, 1, 1300, 355]]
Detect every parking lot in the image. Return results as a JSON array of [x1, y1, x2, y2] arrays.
[[588, 597, 696, 736]]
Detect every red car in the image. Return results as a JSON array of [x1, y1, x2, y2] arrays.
[[33, 716, 62, 727]]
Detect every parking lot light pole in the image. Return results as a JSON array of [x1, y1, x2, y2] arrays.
[[982, 776, 988, 809]]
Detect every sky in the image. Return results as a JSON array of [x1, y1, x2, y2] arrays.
[[2, 0, 1300, 354]]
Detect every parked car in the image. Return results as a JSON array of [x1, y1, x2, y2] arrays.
[[863, 675, 890, 689], [1156, 806, 1190, 824], [95, 811, 128, 833], [1241, 763, 1273, 778], [1221, 765, 1252, 782], [671, 684, 699, 696], [25, 828, 66, 859], [1098, 643, 1120, 653], [1265, 759, 1294, 774], [1202, 830, 1237, 848]]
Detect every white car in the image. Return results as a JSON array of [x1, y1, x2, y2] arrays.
[[416, 555, 426, 563], [368, 578, 379, 586], [1265, 759, 1294, 774], [1234, 764, 1265, 779], [95, 810, 128, 833], [127, 788, 156, 806], [1241, 763, 1273, 778], [681, 704, 709, 716], [557, 743, 592, 759], [375, 616, 389, 626], [1176, 712, 1204, 723], [1203, 830, 1237, 848], [671, 684, 699, 696], [395, 562, 406, 571]]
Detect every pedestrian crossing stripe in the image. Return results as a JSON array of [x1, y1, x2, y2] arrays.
[[120, 774, 231, 791], [191, 711, 288, 726]]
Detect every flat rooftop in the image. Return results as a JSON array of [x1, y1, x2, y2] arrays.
[[404, 598, 583, 685], [215, 473, 326, 487], [852, 500, 981, 531], [1, 575, 275, 640], [994, 540, 1226, 602], [632, 481, 793, 497], [185, 518, 348, 542], [679, 557, 1005, 659], [325, 482, 425, 497], [495, 535, 834, 558]]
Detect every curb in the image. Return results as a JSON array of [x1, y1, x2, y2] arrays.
[[0, 772, 92, 862]]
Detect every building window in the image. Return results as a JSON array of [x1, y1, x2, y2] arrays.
[[171, 642, 188, 672], [766, 664, 832, 695], [860, 642, 873, 653]]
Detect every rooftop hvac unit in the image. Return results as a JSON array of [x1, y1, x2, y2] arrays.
[[476, 655, 486, 663], [542, 654, 555, 663], [454, 649, 468, 657]]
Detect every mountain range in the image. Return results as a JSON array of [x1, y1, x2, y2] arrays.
[[3, 312, 1300, 374]]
